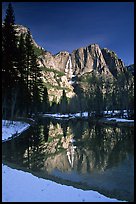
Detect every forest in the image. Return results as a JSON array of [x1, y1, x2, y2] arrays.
[[2, 3, 134, 121]]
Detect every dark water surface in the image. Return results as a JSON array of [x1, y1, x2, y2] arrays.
[[2, 118, 134, 201]]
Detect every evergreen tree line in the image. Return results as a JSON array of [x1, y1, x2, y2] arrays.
[[2, 3, 50, 119], [51, 70, 134, 119], [81, 70, 134, 118]]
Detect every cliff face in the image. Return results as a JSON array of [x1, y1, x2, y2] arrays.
[[14, 25, 75, 102], [15, 24, 126, 80], [14, 24, 130, 102], [14, 24, 43, 49], [38, 51, 70, 73], [37, 44, 124, 79], [40, 67, 75, 103], [70, 44, 110, 77], [101, 48, 124, 77]]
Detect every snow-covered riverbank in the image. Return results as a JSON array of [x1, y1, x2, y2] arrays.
[[41, 111, 134, 124], [2, 120, 30, 142], [106, 118, 134, 123], [2, 164, 125, 202], [2, 119, 126, 202]]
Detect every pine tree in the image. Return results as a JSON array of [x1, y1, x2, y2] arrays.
[[86, 72, 97, 115], [31, 47, 44, 114], [25, 29, 33, 91], [2, 3, 19, 119], [24, 29, 36, 115], [17, 33, 27, 81], [85, 71, 104, 116], [117, 72, 126, 117], [32, 84, 42, 114], [42, 87, 50, 113], [51, 100, 58, 113], [16, 34, 27, 115], [25, 29, 44, 115], [59, 90, 68, 114], [2, 3, 18, 87], [69, 95, 80, 113]]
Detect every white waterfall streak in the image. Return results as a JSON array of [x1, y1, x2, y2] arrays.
[[65, 56, 73, 78]]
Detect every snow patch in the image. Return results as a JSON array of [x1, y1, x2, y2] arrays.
[[42, 112, 89, 119], [41, 112, 134, 124], [106, 118, 134, 123], [2, 120, 30, 142], [69, 80, 75, 85], [2, 119, 128, 202], [2, 164, 125, 202]]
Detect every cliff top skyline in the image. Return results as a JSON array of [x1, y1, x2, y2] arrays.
[[2, 2, 134, 66]]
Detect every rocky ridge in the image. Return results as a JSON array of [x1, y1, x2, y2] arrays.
[[38, 44, 125, 79], [15, 24, 125, 79], [14, 24, 129, 103], [14, 24, 75, 102], [14, 24, 44, 50]]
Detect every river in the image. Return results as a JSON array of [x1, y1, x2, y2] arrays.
[[2, 117, 134, 201]]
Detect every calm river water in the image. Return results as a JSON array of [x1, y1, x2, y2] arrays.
[[2, 118, 134, 201]]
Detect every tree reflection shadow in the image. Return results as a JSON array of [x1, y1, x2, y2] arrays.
[[2, 119, 134, 201]]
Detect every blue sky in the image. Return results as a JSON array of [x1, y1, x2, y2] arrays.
[[2, 2, 134, 65]]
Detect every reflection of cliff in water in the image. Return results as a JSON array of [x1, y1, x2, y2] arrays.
[[2, 119, 134, 201], [42, 121, 133, 173]]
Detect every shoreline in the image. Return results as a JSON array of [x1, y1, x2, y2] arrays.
[[39, 113, 134, 127], [97, 118, 134, 127], [2, 118, 130, 202]]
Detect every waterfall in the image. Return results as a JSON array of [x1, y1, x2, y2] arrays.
[[65, 55, 73, 78]]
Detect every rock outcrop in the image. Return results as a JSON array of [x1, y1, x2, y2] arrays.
[[40, 66, 75, 103], [38, 51, 70, 73], [37, 44, 125, 79], [101, 48, 125, 77], [14, 24, 43, 50], [13, 24, 130, 103], [14, 24, 75, 102], [14, 24, 126, 80], [70, 44, 110, 77]]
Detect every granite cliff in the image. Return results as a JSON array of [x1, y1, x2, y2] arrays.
[[15, 24, 125, 79], [14, 24, 131, 103], [38, 44, 125, 79]]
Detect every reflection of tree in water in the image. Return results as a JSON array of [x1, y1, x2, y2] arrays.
[[2, 122, 51, 171], [23, 125, 46, 170], [60, 120, 68, 138], [2, 119, 134, 202], [70, 123, 134, 173], [106, 127, 134, 169], [2, 119, 134, 176], [2, 127, 34, 167], [69, 120, 85, 140], [43, 118, 50, 142]]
